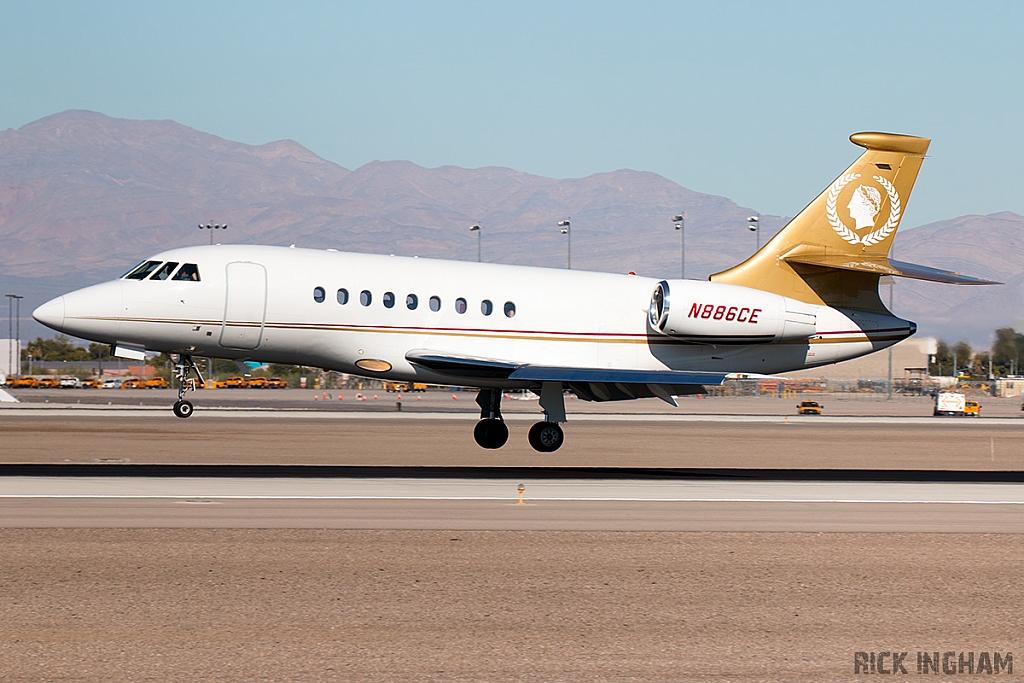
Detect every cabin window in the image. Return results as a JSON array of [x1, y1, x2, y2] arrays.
[[481, 300, 493, 316], [313, 287, 326, 303], [429, 296, 441, 312], [124, 261, 162, 280], [337, 288, 349, 305], [406, 294, 418, 310], [173, 263, 201, 281], [360, 290, 372, 306], [504, 301, 516, 318], [383, 292, 396, 309], [150, 262, 180, 280], [455, 298, 467, 314]]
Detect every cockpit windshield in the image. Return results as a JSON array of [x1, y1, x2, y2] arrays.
[[123, 260, 163, 280], [172, 263, 201, 281], [150, 262, 180, 280]]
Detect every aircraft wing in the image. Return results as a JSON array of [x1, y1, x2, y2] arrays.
[[405, 349, 727, 403], [782, 252, 999, 285]]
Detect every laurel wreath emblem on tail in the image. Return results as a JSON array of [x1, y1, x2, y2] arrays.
[[826, 173, 861, 244], [825, 173, 902, 246], [860, 175, 901, 246]]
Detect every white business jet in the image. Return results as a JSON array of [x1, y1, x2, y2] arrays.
[[33, 132, 994, 451]]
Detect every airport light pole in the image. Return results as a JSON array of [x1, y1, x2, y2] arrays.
[[748, 214, 760, 252], [199, 223, 228, 245], [881, 276, 895, 400], [558, 219, 571, 269], [672, 214, 685, 279], [470, 224, 481, 262], [6, 294, 22, 379]]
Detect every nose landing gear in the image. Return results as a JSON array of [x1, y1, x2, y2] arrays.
[[170, 354, 204, 419]]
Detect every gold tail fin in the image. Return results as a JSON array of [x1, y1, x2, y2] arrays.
[[711, 132, 931, 312]]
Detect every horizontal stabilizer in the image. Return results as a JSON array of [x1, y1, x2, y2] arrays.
[[783, 252, 999, 285]]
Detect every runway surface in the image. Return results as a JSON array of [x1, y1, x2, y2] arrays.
[[3, 407, 1023, 469], [3, 474, 1023, 531]]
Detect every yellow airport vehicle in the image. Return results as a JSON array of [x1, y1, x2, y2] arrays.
[[143, 377, 169, 389], [964, 400, 981, 416], [797, 400, 822, 415], [246, 376, 269, 389], [121, 377, 144, 389], [266, 377, 289, 389], [82, 377, 103, 389], [224, 376, 248, 388], [10, 376, 39, 388], [385, 381, 428, 392], [35, 376, 59, 389]]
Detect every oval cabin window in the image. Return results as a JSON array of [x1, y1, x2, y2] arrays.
[[313, 287, 326, 303]]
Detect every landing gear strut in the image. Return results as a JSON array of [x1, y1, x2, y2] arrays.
[[171, 353, 204, 419], [473, 389, 508, 449]]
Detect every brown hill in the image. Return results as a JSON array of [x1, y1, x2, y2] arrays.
[[0, 110, 1018, 347]]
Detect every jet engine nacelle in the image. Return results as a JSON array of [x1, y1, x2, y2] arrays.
[[648, 279, 816, 344]]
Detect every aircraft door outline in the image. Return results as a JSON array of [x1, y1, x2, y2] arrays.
[[220, 261, 267, 350]]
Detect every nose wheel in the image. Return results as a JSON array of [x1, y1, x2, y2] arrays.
[[173, 400, 194, 419], [170, 353, 204, 419], [528, 421, 564, 452]]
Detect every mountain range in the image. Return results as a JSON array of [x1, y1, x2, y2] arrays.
[[0, 110, 1019, 348]]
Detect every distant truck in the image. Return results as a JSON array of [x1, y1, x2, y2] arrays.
[[384, 382, 428, 392], [933, 392, 980, 416]]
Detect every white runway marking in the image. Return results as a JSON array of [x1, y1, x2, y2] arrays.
[[3, 477, 1024, 505]]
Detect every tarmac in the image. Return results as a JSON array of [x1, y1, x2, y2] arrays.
[[1, 392, 1022, 681]]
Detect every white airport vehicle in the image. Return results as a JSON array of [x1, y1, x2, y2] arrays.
[[933, 392, 981, 417], [33, 133, 996, 451]]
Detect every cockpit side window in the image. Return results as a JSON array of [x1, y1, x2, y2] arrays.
[[172, 264, 201, 281], [150, 262, 180, 280], [124, 261, 163, 280]]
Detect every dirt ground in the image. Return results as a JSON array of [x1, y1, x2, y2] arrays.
[[0, 529, 1019, 683]]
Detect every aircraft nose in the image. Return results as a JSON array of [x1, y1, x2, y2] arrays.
[[33, 296, 66, 332]]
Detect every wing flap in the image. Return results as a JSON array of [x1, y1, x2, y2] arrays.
[[508, 366, 727, 385], [406, 349, 728, 402]]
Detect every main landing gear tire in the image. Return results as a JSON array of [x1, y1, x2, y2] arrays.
[[528, 421, 564, 452], [474, 418, 509, 449], [173, 400, 194, 419]]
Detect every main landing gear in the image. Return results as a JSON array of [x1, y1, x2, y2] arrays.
[[474, 389, 508, 449], [473, 383, 568, 452], [170, 354, 204, 419]]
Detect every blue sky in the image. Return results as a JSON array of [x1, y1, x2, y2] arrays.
[[1, 0, 1022, 227]]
